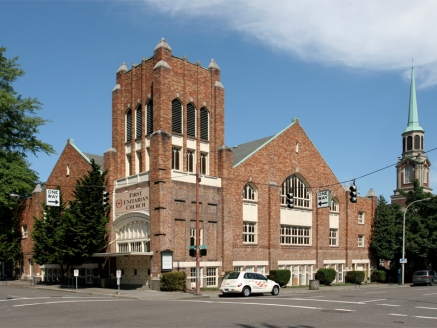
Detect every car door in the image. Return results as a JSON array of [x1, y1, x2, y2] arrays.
[[255, 273, 269, 292]]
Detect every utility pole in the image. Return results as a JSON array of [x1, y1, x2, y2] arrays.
[[195, 166, 201, 295]]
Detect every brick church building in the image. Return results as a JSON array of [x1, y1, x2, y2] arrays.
[[18, 38, 377, 290]]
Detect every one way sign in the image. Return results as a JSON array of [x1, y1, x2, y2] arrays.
[[317, 190, 331, 208], [46, 189, 60, 207]]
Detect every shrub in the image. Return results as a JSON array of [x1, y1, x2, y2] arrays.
[[315, 268, 336, 285], [160, 271, 187, 291], [345, 271, 365, 284], [371, 270, 386, 283], [267, 270, 291, 287]]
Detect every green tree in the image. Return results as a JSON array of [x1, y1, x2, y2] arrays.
[[0, 46, 54, 276], [61, 159, 110, 272], [32, 187, 67, 266], [370, 195, 402, 263]]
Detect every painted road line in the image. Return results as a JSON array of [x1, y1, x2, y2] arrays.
[[335, 309, 356, 312], [414, 316, 437, 320], [378, 304, 400, 307], [423, 293, 437, 296], [13, 299, 130, 307], [417, 306, 437, 310], [1, 296, 110, 302], [388, 314, 408, 317], [281, 297, 366, 304], [361, 299, 387, 303], [183, 300, 322, 310]]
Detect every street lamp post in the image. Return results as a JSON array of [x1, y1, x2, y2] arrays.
[[402, 197, 431, 285]]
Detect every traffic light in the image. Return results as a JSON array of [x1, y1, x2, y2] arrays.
[[102, 191, 110, 206], [286, 192, 294, 208], [349, 185, 357, 203], [189, 248, 196, 257], [200, 247, 207, 257]]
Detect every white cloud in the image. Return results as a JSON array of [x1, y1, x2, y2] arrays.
[[141, 0, 437, 88]]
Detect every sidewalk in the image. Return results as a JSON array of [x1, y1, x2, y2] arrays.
[[1, 279, 407, 301]]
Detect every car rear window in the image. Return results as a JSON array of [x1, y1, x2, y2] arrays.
[[414, 271, 427, 276], [224, 272, 240, 280]]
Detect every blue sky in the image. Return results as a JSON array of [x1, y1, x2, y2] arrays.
[[2, 0, 437, 201]]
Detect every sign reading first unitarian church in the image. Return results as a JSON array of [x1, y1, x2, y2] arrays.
[[46, 189, 60, 207], [115, 187, 150, 215]]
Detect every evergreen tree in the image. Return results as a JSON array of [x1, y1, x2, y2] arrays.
[[32, 187, 67, 266], [370, 196, 402, 263], [62, 159, 110, 272]]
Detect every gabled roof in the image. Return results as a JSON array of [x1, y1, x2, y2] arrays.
[[68, 139, 104, 170], [233, 118, 298, 167]]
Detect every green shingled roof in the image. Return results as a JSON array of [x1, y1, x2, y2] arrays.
[[404, 66, 424, 133]]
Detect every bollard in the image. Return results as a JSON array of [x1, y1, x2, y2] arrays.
[[309, 280, 319, 290]]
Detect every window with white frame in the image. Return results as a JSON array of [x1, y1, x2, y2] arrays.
[[257, 266, 265, 275], [404, 165, 413, 183], [186, 150, 194, 173], [358, 212, 365, 224], [172, 147, 181, 170], [200, 152, 208, 175], [243, 183, 256, 201], [118, 243, 129, 252], [190, 228, 204, 246], [330, 198, 339, 212], [21, 225, 28, 239], [281, 174, 311, 208], [246, 266, 254, 272], [233, 266, 243, 272], [338, 264, 343, 282], [280, 225, 311, 245], [329, 229, 338, 246], [206, 267, 217, 287], [358, 235, 364, 247], [243, 221, 256, 244]]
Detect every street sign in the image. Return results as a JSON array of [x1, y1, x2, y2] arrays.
[[400, 258, 407, 264], [46, 189, 60, 207], [74, 269, 79, 277], [317, 190, 331, 208], [116, 270, 121, 278]]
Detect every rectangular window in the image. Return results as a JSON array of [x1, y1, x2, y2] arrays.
[[172, 147, 181, 170], [338, 264, 343, 282], [131, 241, 142, 252], [21, 225, 28, 239], [187, 150, 194, 173], [280, 225, 311, 245], [358, 235, 364, 247], [246, 266, 254, 272], [200, 153, 207, 175], [257, 266, 265, 275], [118, 243, 128, 252], [146, 147, 150, 171], [358, 212, 365, 224], [206, 268, 217, 287], [190, 228, 204, 246], [136, 151, 142, 173], [243, 221, 256, 243], [126, 154, 132, 176], [233, 266, 243, 272], [329, 229, 338, 246]]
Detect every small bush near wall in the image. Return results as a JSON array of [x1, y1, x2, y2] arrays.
[[371, 270, 386, 283], [315, 268, 336, 285], [268, 270, 291, 287], [345, 271, 365, 284], [160, 271, 187, 291]]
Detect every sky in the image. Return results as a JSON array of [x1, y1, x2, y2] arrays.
[[1, 0, 437, 201]]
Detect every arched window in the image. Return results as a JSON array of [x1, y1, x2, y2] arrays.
[[404, 165, 413, 183], [136, 104, 142, 139], [146, 100, 153, 135], [187, 103, 196, 137], [330, 198, 339, 212], [200, 107, 209, 140], [243, 183, 257, 201], [281, 174, 311, 208], [407, 136, 412, 151], [403, 137, 406, 153], [126, 109, 132, 142], [421, 136, 424, 150], [172, 99, 182, 134], [414, 135, 420, 150]]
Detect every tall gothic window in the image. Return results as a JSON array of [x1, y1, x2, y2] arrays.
[[187, 150, 194, 173], [407, 136, 412, 151], [146, 100, 153, 135], [187, 103, 196, 137], [136, 105, 142, 139], [414, 135, 420, 150], [172, 99, 182, 134], [126, 109, 132, 142], [200, 107, 209, 140], [404, 165, 413, 183]]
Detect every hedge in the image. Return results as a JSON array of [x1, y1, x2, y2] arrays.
[[345, 271, 365, 284], [160, 271, 187, 291], [315, 268, 336, 285], [371, 270, 386, 283], [268, 270, 291, 287]]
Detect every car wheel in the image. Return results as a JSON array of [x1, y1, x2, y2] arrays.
[[242, 286, 251, 297], [429, 280, 434, 286], [271, 285, 280, 296]]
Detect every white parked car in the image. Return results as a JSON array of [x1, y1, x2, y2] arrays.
[[220, 271, 280, 297]]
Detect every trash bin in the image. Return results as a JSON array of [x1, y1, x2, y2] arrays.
[[309, 280, 319, 290], [397, 269, 402, 285]]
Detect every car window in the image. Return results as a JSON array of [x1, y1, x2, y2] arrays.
[[224, 272, 240, 280], [414, 271, 427, 276], [244, 273, 256, 279], [256, 273, 267, 281]]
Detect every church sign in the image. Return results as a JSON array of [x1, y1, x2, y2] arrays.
[[115, 187, 150, 215]]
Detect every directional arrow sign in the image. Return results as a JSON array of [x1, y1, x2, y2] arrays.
[[317, 190, 331, 208], [46, 189, 60, 207]]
